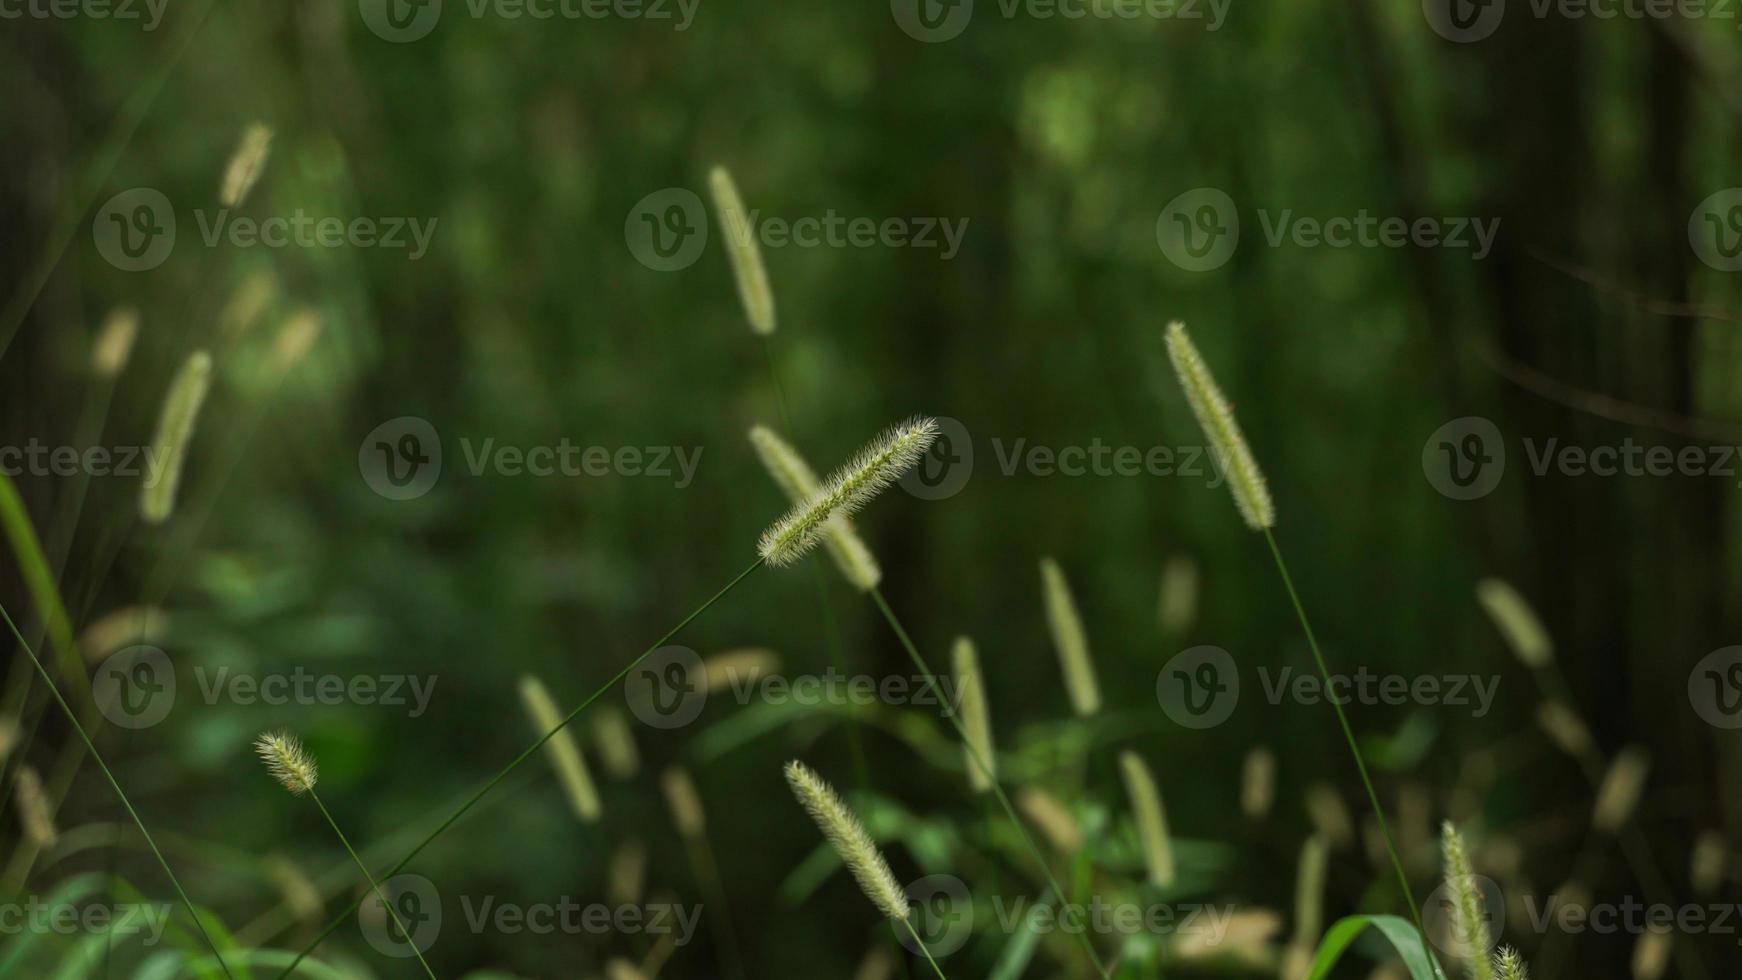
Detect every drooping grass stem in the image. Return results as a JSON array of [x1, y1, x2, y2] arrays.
[[867, 587, 1113, 980], [900, 919, 951, 980], [0, 601, 235, 979], [1261, 529, 1438, 975], [275, 557, 764, 978]]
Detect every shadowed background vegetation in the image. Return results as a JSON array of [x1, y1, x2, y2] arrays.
[[1, 0, 1740, 976]]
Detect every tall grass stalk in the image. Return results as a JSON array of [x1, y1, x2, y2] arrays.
[[274, 557, 764, 978], [256, 732, 438, 979], [0, 601, 234, 979], [1163, 321, 1434, 972], [866, 586, 1112, 980]]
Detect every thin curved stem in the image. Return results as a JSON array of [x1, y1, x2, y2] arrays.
[[307, 789, 437, 979]]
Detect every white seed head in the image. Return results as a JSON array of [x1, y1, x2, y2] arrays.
[[708, 166, 776, 336], [1441, 821, 1494, 975], [1040, 558, 1100, 717], [1691, 830, 1728, 896], [1016, 786, 1083, 853], [1491, 946, 1530, 980], [783, 760, 910, 920], [518, 675, 601, 822], [661, 767, 707, 840], [591, 706, 641, 779], [749, 426, 881, 589], [14, 766, 57, 847], [1630, 932, 1669, 980], [1164, 321, 1274, 530], [1292, 834, 1328, 946], [1118, 750, 1175, 887], [1241, 746, 1275, 819], [92, 306, 139, 378], [952, 636, 995, 793], [141, 350, 213, 525], [1476, 578, 1553, 669], [758, 417, 938, 567], [78, 605, 168, 662], [220, 122, 274, 208], [1592, 746, 1650, 834], [1536, 701, 1593, 758], [255, 731, 318, 795], [703, 647, 781, 692], [1158, 554, 1199, 634]]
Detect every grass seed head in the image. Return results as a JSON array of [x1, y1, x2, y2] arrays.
[[1040, 557, 1100, 716], [220, 122, 274, 208], [92, 306, 139, 378], [758, 417, 937, 567], [1441, 821, 1495, 977], [255, 731, 318, 796], [708, 165, 776, 336], [661, 767, 707, 840], [1476, 578, 1553, 669], [15, 765, 57, 846], [750, 425, 882, 589], [952, 636, 996, 793], [1592, 746, 1650, 834], [783, 760, 910, 920], [141, 349, 213, 525], [518, 674, 601, 822], [1118, 750, 1176, 887], [1164, 321, 1275, 530]]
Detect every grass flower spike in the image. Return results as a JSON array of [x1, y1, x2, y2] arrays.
[[1476, 578, 1553, 668], [141, 349, 213, 524], [1118, 751, 1175, 887], [709, 165, 776, 336], [15, 765, 58, 846], [1442, 822, 1495, 978], [92, 306, 139, 378], [750, 425, 881, 589], [519, 674, 602, 821], [1164, 321, 1274, 530], [758, 417, 938, 567], [952, 636, 995, 792], [783, 761, 909, 921], [1040, 558, 1100, 716], [255, 731, 317, 795], [1491, 947, 1529, 980], [220, 122, 273, 207]]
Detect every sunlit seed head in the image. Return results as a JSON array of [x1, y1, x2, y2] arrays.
[[1039, 558, 1100, 717], [1164, 321, 1274, 530], [1475, 578, 1553, 669], [1630, 932, 1669, 980], [661, 767, 707, 840], [1592, 746, 1650, 834], [14, 765, 57, 847], [77, 605, 168, 663], [270, 309, 322, 374], [255, 731, 318, 796], [758, 417, 937, 567], [749, 426, 882, 590], [1491, 946, 1530, 980], [141, 349, 214, 525], [708, 166, 776, 336], [1118, 751, 1175, 888], [1292, 834, 1329, 946], [1535, 701, 1592, 759], [783, 760, 910, 920], [952, 636, 995, 793], [92, 306, 139, 378], [702, 647, 782, 693], [220, 123, 274, 208], [591, 706, 641, 780], [1016, 786, 1083, 853], [1690, 830, 1728, 896], [1241, 746, 1275, 820], [518, 675, 601, 822], [1441, 821, 1494, 974], [607, 839, 647, 908]]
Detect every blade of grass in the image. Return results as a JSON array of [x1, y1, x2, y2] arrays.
[[1262, 528, 1437, 976], [0, 601, 234, 980], [305, 789, 437, 979]]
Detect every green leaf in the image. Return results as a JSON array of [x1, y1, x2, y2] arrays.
[[1307, 914, 1444, 980]]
